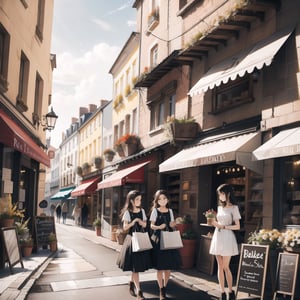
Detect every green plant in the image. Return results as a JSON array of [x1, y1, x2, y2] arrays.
[[93, 218, 101, 227], [166, 115, 196, 124], [203, 209, 217, 218], [48, 232, 57, 242], [176, 215, 193, 224], [19, 236, 33, 247], [182, 230, 197, 240], [15, 218, 30, 236], [248, 229, 283, 250], [0, 201, 25, 219]]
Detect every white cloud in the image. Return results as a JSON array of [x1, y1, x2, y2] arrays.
[[92, 18, 111, 31], [49, 42, 120, 147], [127, 20, 136, 27]]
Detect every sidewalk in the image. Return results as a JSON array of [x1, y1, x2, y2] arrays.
[[0, 219, 250, 300]]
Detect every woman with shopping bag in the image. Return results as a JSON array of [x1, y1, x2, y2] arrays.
[[117, 190, 152, 300], [149, 190, 182, 300]]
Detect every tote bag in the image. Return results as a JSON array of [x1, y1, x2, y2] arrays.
[[160, 230, 183, 250], [132, 231, 153, 252]]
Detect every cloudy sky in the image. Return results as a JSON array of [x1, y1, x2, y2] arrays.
[[49, 0, 136, 147]]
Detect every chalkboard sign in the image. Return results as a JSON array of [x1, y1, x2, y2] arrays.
[[273, 252, 299, 299], [0, 227, 24, 273], [236, 244, 269, 300], [34, 216, 56, 249]]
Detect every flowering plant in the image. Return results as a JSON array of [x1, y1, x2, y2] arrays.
[[203, 209, 216, 218], [247, 229, 283, 250], [114, 134, 139, 151], [282, 228, 300, 249]]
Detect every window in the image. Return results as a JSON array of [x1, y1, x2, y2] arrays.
[[149, 81, 177, 130], [36, 0, 45, 41], [132, 108, 137, 134], [17, 51, 30, 111], [169, 94, 176, 117], [0, 23, 10, 93], [33, 72, 44, 126], [125, 114, 130, 133], [212, 76, 253, 114], [150, 44, 158, 69]]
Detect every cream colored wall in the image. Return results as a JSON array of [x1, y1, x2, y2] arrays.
[[0, 0, 54, 143], [112, 47, 139, 135], [78, 112, 102, 169]]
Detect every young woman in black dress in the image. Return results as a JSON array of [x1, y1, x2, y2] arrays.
[[117, 190, 152, 300], [149, 190, 181, 300]]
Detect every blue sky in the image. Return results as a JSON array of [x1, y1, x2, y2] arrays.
[[49, 0, 136, 147]]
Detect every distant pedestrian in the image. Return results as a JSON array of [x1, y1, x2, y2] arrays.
[[81, 202, 88, 227], [55, 203, 61, 223], [209, 183, 241, 300], [62, 202, 68, 224], [72, 204, 81, 226]]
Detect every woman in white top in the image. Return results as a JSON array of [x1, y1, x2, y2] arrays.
[[209, 184, 241, 300]]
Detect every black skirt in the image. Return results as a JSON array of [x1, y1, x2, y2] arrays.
[[117, 234, 152, 272], [151, 231, 182, 270]]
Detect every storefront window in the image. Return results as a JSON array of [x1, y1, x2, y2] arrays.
[[282, 155, 300, 226]]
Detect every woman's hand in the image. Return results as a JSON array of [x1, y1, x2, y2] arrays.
[[169, 221, 176, 228], [159, 223, 166, 230], [212, 220, 223, 229]]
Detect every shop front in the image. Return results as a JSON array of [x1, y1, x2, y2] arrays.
[[97, 161, 150, 240], [0, 109, 50, 268], [71, 177, 100, 226], [253, 126, 300, 229], [159, 127, 263, 274]]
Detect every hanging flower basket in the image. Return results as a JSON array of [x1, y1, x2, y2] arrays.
[[114, 134, 140, 157], [103, 149, 115, 162]]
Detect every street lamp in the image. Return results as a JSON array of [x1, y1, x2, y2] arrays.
[[41, 107, 58, 131]]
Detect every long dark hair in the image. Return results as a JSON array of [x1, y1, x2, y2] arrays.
[[217, 183, 237, 207], [150, 189, 170, 212], [120, 190, 141, 218]]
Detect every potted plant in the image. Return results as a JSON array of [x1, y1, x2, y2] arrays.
[[93, 156, 102, 169], [103, 148, 115, 162], [93, 218, 101, 236], [48, 232, 57, 252], [114, 134, 140, 156], [203, 208, 217, 225], [179, 230, 197, 269], [19, 236, 34, 257], [0, 200, 25, 227], [176, 215, 193, 236], [165, 115, 199, 142]]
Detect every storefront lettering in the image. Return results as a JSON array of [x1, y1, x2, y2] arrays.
[[243, 249, 264, 260], [199, 154, 226, 165], [13, 137, 36, 158], [268, 145, 300, 157]]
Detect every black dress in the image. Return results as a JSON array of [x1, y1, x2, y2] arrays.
[[150, 209, 182, 270], [117, 210, 152, 272]]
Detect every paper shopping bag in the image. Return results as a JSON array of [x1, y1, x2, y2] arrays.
[[160, 230, 183, 250], [132, 231, 153, 252]]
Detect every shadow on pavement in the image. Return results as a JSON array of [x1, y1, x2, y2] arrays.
[[140, 279, 211, 300]]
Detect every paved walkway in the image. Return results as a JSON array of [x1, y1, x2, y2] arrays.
[[0, 219, 253, 300]]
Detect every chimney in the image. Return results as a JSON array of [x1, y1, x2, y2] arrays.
[[100, 99, 109, 107], [89, 104, 97, 113], [71, 117, 78, 124], [79, 107, 88, 116]]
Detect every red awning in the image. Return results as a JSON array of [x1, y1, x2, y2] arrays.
[[97, 161, 150, 190], [71, 177, 100, 197], [0, 110, 50, 167]]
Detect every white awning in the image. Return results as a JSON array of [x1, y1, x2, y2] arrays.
[[253, 127, 300, 160], [159, 131, 261, 173], [188, 27, 293, 96]]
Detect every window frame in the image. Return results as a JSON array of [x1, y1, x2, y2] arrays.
[[17, 51, 30, 112], [0, 23, 10, 93]]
